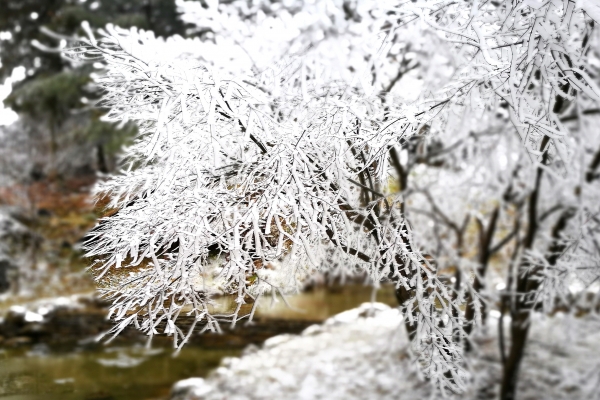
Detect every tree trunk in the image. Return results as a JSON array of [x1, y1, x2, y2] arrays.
[[48, 119, 58, 181], [499, 136, 548, 398], [464, 207, 499, 351], [500, 311, 530, 400], [97, 144, 109, 173]]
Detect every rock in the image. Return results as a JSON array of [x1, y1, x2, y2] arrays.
[[4, 336, 32, 347], [0, 208, 42, 294], [170, 377, 213, 400], [263, 334, 294, 349], [0, 295, 112, 344], [2, 306, 28, 333], [37, 208, 52, 217], [324, 302, 391, 326], [0, 259, 16, 294], [301, 324, 323, 336], [241, 343, 259, 356], [5, 373, 37, 393], [77, 294, 112, 308]]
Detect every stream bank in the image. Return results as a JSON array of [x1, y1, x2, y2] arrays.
[[0, 285, 396, 400]]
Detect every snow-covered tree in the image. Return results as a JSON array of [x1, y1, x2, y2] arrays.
[[66, 0, 600, 398]]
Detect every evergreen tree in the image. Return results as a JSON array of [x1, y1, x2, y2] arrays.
[[1, 0, 189, 179]]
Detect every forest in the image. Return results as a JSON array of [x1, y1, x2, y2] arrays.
[[1, 1, 600, 399]]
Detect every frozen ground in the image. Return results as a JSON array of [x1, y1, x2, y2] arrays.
[[170, 303, 600, 400]]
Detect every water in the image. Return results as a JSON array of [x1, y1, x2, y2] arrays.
[[0, 285, 396, 400], [0, 343, 237, 400]]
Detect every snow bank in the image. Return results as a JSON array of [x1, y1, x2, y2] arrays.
[[170, 303, 428, 400], [170, 304, 600, 400]]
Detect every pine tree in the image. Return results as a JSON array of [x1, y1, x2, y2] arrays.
[[1, 0, 188, 179]]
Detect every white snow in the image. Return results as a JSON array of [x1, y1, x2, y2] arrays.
[[171, 303, 428, 400], [24, 310, 44, 323], [172, 378, 213, 399], [170, 304, 600, 400], [577, 0, 600, 23], [8, 305, 26, 314], [3, 294, 91, 323]]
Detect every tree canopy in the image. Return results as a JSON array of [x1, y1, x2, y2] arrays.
[[68, 1, 600, 398]]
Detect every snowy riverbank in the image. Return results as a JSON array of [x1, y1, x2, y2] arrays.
[[170, 303, 600, 400]]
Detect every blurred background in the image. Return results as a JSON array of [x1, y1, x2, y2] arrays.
[[0, 1, 394, 399]]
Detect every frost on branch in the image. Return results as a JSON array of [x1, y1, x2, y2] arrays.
[[63, 0, 600, 396]]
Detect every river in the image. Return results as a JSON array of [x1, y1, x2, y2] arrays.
[[0, 285, 396, 400]]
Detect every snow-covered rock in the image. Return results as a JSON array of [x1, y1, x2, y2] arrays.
[[5, 294, 87, 321], [170, 303, 600, 400], [171, 378, 214, 400]]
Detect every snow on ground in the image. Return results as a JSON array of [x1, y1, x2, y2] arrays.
[[2, 293, 91, 323], [170, 303, 600, 400], [171, 303, 429, 400]]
